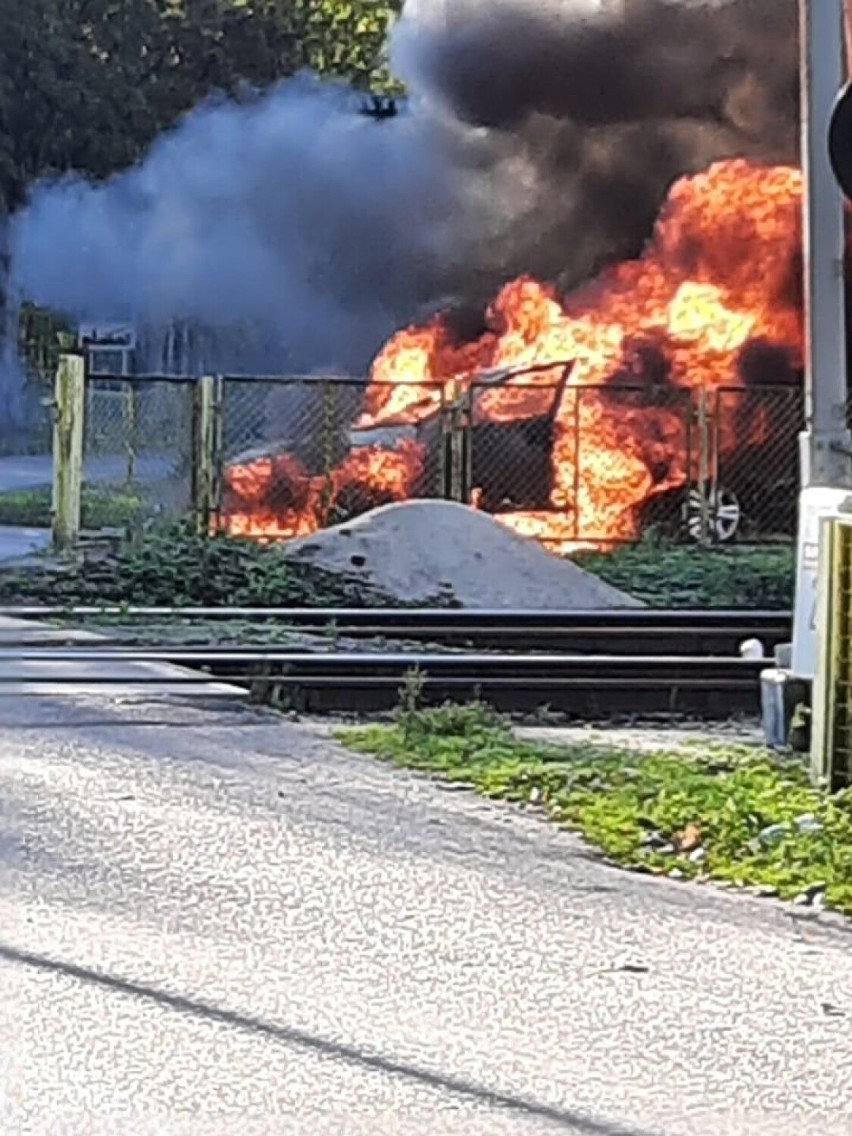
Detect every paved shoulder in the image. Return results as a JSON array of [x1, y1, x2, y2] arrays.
[[0, 526, 51, 563], [1, 691, 850, 1135]]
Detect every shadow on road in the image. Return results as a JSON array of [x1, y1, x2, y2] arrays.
[[1, 940, 661, 1135]]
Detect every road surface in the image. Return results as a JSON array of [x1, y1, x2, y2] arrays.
[[0, 450, 180, 563], [0, 526, 51, 562], [0, 453, 175, 494], [1, 678, 851, 1134]]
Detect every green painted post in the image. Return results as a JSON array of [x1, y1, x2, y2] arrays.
[[51, 354, 86, 553]]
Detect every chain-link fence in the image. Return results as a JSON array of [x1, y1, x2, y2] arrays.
[[215, 374, 803, 547], [459, 379, 801, 547], [82, 375, 195, 529], [63, 364, 804, 548], [1, 304, 64, 457], [712, 385, 804, 541], [217, 377, 449, 538], [572, 384, 695, 545]]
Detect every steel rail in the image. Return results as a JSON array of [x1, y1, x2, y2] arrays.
[[0, 608, 791, 656], [0, 648, 767, 668], [0, 673, 760, 687], [1, 643, 768, 714], [0, 653, 764, 715], [0, 607, 792, 624]]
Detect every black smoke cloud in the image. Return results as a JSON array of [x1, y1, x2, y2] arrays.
[[395, 0, 797, 136], [7, 0, 798, 376], [391, 0, 799, 302]]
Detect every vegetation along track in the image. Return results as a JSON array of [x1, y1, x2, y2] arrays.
[[3, 608, 789, 717]]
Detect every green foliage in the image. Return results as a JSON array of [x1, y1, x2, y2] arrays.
[[394, 673, 508, 746], [253, 1, 404, 91], [576, 532, 794, 609], [0, 522, 415, 607], [0, 486, 144, 528], [17, 305, 76, 385], [341, 707, 852, 916], [0, 0, 404, 214], [396, 666, 427, 740]]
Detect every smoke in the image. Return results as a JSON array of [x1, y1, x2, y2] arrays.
[[0, 219, 29, 450], [10, 76, 460, 374], [391, 0, 798, 302], [7, 0, 798, 377]]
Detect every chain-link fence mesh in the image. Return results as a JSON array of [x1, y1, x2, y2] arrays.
[[712, 385, 803, 541], [468, 378, 564, 514], [217, 378, 447, 538], [215, 374, 802, 547], [1, 304, 64, 457], [462, 379, 802, 546], [572, 384, 695, 544], [465, 380, 695, 547], [82, 376, 195, 528], [67, 367, 804, 547]]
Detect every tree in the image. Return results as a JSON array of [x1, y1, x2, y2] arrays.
[[250, 0, 403, 90], [0, 0, 404, 451], [0, 0, 404, 215], [0, 0, 179, 214]]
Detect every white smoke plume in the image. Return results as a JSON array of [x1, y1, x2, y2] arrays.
[[7, 0, 798, 377]]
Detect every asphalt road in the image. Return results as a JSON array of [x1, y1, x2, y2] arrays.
[[0, 453, 175, 494], [1, 684, 852, 1135]]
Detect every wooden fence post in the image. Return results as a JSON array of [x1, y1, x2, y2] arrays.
[[51, 353, 86, 553], [191, 375, 224, 536]]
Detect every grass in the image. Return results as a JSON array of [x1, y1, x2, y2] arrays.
[[0, 522, 447, 608], [575, 533, 794, 609], [0, 512, 794, 612], [0, 485, 145, 529], [339, 698, 852, 916]]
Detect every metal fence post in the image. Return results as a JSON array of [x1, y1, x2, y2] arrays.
[[320, 379, 336, 521], [696, 387, 711, 545], [51, 353, 86, 553], [192, 375, 224, 536], [445, 382, 468, 503], [573, 390, 582, 541], [438, 385, 451, 499], [125, 383, 139, 485], [461, 387, 473, 502]]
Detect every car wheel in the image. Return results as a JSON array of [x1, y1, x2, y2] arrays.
[[684, 484, 742, 543]]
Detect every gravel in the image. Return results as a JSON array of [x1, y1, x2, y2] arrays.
[[283, 500, 643, 609]]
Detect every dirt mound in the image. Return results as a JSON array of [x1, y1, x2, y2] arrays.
[[283, 500, 642, 609]]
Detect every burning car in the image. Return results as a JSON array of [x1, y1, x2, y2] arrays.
[[220, 158, 806, 549]]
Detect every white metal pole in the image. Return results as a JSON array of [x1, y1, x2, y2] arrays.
[[799, 0, 851, 485], [790, 0, 852, 681]]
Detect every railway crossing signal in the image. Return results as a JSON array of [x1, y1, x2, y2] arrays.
[[828, 82, 852, 200]]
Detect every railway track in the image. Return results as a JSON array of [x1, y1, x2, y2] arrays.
[[0, 646, 766, 716], [0, 607, 789, 717], [0, 606, 791, 656]]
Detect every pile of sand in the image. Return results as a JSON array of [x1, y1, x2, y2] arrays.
[[283, 500, 643, 609]]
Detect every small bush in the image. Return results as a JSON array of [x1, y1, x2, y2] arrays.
[[576, 533, 794, 609], [0, 522, 426, 608]]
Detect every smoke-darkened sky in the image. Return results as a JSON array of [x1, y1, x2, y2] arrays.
[[8, 0, 798, 375]]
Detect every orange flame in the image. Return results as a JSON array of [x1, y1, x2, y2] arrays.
[[221, 158, 804, 547], [221, 439, 426, 540]]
